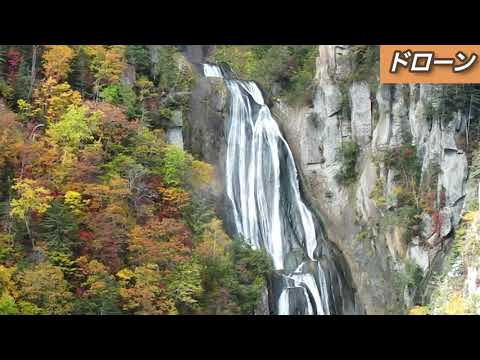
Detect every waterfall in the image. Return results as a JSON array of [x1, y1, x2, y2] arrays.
[[203, 63, 223, 78], [203, 64, 359, 315], [277, 289, 290, 315]]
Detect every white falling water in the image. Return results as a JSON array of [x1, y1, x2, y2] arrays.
[[288, 264, 327, 315], [278, 289, 290, 315], [203, 64, 331, 315], [278, 283, 316, 315], [203, 63, 223, 78]]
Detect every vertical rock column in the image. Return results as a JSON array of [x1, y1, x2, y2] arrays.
[[165, 111, 184, 149]]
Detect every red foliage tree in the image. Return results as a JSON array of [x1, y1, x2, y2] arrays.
[[6, 48, 22, 86], [128, 217, 192, 269]]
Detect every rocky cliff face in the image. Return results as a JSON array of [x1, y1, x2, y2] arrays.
[[273, 45, 469, 313], [181, 45, 471, 314], [179, 47, 232, 230]]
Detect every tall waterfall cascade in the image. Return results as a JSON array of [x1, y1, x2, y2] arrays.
[[203, 63, 360, 315]]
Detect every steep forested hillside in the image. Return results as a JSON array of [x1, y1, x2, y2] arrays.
[[0, 45, 271, 315], [2, 44, 480, 315]]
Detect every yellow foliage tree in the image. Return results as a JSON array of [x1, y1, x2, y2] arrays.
[[0, 265, 19, 315], [42, 45, 75, 81], [20, 77, 82, 124], [10, 178, 53, 247], [16, 262, 74, 315], [82, 45, 126, 99], [190, 160, 215, 190], [46, 104, 101, 156], [158, 186, 190, 210], [0, 265, 18, 299], [117, 263, 177, 315], [64, 190, 89, 216], [441, 293, 466, 315], [408, 306, 429, 315], [197, 217, 232, 259]]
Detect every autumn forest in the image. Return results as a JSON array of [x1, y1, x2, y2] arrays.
[[0, 45, 271, 315]]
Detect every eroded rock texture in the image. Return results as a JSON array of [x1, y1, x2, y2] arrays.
[[273, 46, 469, 313]]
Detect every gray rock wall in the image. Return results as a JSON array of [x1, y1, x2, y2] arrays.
[[273, 45, 470, 313]]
